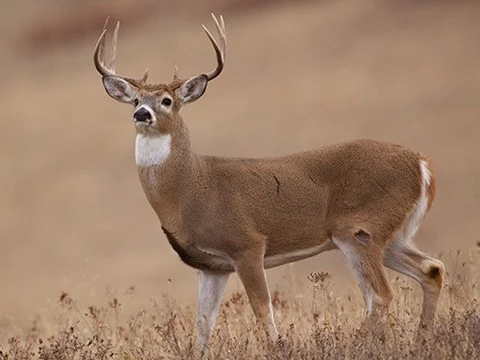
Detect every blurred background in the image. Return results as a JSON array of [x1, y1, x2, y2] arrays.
[[0, 0, 479, 340]]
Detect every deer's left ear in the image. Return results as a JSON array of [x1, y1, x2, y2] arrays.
[[176, 75, 208, 104]]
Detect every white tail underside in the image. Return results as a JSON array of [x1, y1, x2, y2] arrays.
[[393, 159, 432, 247]]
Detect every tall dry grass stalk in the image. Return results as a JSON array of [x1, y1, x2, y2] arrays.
[[0, 250, 479, 359]]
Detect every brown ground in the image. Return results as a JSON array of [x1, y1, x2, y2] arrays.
[[0, 0, 479, 344]]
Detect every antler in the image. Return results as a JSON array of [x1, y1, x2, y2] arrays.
[[94, 18, 149, 83], [95, 16, 225, 85], [202, 13, 227, 81], [94, 18, 118, 77]]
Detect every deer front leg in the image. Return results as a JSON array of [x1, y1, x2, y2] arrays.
[[196, 270, 230, 355], [234, 255, 278, 341]]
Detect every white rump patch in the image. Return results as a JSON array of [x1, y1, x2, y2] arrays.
[[392, 159, 432, 247], [135, 133, 172, 167]]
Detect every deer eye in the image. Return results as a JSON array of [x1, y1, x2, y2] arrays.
[[161, 98, 172, 107], [133, 99, 139, 107]]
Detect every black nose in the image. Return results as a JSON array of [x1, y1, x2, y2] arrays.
[[134, 108, 152, 122]]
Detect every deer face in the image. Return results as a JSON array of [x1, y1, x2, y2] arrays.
[[102, 75, 208, 135]]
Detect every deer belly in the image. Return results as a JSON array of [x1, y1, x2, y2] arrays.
[[263, 239, 336, 268]]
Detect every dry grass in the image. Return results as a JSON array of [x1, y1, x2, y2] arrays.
[[1, 251, 478, 360]]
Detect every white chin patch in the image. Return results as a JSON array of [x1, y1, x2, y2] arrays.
[[135, 133, 172, 167]]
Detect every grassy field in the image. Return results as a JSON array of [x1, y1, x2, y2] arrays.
[[1, 250, 478, 359]]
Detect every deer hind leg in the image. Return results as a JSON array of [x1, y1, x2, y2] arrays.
[[196, 270, 230, 355], [332, 236, 393, 325], [383, 244, 444, 329], [233, 255, 278, 341]]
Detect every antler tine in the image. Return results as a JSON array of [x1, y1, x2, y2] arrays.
[[173, 65, 179, 81], [110, 21, 120, 72], [99, 18, 109, 66], [142, 69, 149, 84], [202, 13, 227, 81], [220, 14, 225, 32], [215, 14, 227, 58]]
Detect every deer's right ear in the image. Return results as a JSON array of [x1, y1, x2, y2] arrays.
[[102, 76, 137, 103]]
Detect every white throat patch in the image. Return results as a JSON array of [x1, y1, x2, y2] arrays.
[[135, 134, 172, 167]]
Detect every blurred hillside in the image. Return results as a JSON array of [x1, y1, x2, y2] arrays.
[[0, 0, 479, 340]]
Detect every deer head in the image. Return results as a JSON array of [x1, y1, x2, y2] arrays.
[[93, 14, 226, 136]]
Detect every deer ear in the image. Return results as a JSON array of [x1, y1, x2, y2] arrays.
[[102, 76, 137, 103], [176, 75, 208, 104]]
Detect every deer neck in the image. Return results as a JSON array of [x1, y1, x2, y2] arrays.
[[135, 122, 201, 226]]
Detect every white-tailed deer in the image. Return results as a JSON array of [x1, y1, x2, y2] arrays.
[[94, 14, 444, 353]]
